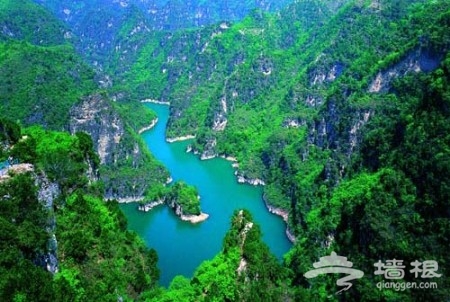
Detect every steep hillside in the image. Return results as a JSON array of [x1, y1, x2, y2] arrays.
[[0, 41, 96, 130], [0, 0, 72, 46], [118, 1, 450, 299], [32, 0, 293, 69], [0, 0, 168, 201], [1, 0, 448, 301], [122, 0, 448, 206], [0, 120, 160, 301], [148, 210, 292, 301], [34, 0, 292, 30]]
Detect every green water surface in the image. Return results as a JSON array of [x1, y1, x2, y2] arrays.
[[120, 103, 292, 286]]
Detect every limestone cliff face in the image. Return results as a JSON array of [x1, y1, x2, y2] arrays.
[[70, 94, 124, 165], [35, 172, 60, 274], [69, 93, 166, 201], [368, 49, 441, 93], [0, 164, 60, 274]]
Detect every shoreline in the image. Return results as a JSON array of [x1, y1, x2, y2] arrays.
[[180, 212, 209, 223], [188, 149, 264, 186], [113, 196, 145, 203], [141, 99, 170, 105], [220, 155, 237, 162], [166, 135, 196, 143], [200, 154, 217, 160], [263, 195, 296, 243], [138, 200, 164, 212], [235, 172, 266, 186], [138, 118, 158, 134]]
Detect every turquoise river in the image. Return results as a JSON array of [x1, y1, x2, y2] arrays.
[[120, 103, 292, 286]]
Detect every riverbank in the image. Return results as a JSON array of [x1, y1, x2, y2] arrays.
[[114, 196, 145, 203], [138, 200, 164, 212], [236, 173, 266, 186], [166, 135, 196, 143], [141, 99, 170, 105], [138, 118, 158, 134], [138, 199, 209, 223], [263, 195, 296, 243], [186, 147, 266, 187], [180, 212, 209, 223], [127, 102, 292, 285]]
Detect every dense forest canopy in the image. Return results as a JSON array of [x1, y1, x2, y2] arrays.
[[0, 0, 448, 301]]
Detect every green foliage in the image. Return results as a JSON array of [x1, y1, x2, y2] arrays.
[[0, 118, 21, 160], [99, 124, 169, 200], [0, 173, 53, 301], [286, 48, 450, 302], [113, 101, 157, 134], [57, 194, 160, 300], [1, 0, 450, 300], [0, 121, 161, 301], [153, 210, 291, 301], [20, 127, 92, 192], [166, 181, 201, 215], [0, 118, 21, 145], [0, 0, 69, 46], [0, 41, 97, 130]]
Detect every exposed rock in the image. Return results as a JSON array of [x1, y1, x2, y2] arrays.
[[0, 163, 34, 183], [264, 201, 288, 223], [70, 93, 164, 200], [141, 99, 170, 105], [166, 135, 196, 143], [138, 200, 164, 212], [114, 196, 145, 203], [166, 196, 209, 224], [237, 258, 248, 275], [138, 118, 158, 134], [282, 118, 306, 128], [235, 172, 266, 186], [312, 72, 326, 86], [286, 228, 297, 243], [36, 173, 60, 210], [180, 212, 209, 223], [35, 172, 60, 274], [369, 49, 441, 93], [348, 110, 373, 155], [70, 94, 124, 165], [263, 195, 296, 243], [200, 138, 218, 160], [305, 94, 324, 107], [212, 112, 228, 131]]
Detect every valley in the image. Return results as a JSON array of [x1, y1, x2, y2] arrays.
[[0, 0, 448, 301]]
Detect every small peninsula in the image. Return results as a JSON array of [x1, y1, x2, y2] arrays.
[[139, 181, 208, 223]]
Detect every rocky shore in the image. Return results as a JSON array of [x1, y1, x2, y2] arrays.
[[138, 118, 158, 134], [114, 196, 145, 203], [263, 195, 296, 243], [235, 172, 266, 186], [141, 99, 170, 105], [180, 212, 209, 223], [166, 135, 196, 143], [138, 200, 164, 212]]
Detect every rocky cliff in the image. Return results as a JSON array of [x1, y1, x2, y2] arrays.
[[70, 93, 168, 201], [0, 163, 60, 274]]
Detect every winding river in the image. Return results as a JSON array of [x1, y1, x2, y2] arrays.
[[120, 103, 292, 286]]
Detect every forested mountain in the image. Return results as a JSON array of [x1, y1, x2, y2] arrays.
[[0, 0, 449, 301], [122, 0, 449, 299], [0, 0, 169, 200], [32, 0, 292, 68], [0, 119, 161, 300], [33, 0, 292, 30]]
